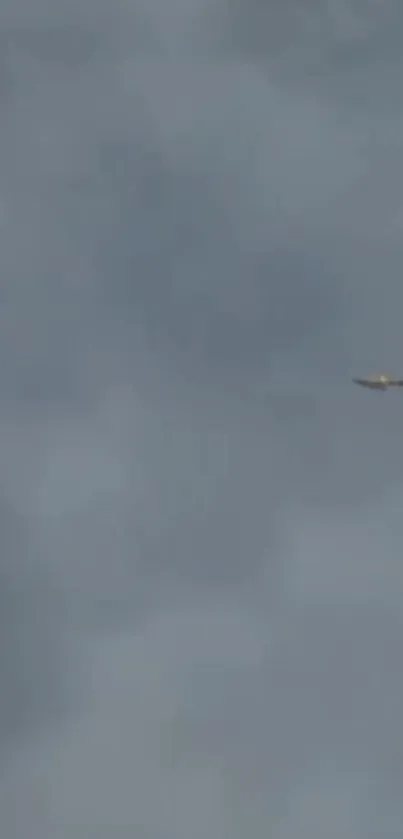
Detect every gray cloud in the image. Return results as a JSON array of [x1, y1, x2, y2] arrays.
[[1, 0, 403, 836]]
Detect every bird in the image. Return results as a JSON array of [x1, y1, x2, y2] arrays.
[[352, 373, 403, 391]]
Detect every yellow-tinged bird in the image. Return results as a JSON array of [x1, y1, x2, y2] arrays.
[[352, 374, 403, 391]]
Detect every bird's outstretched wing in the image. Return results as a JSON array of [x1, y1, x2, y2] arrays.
[[352, 378, 382, 389]]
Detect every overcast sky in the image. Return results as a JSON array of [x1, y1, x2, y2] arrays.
[[2, 1, 403, 836]]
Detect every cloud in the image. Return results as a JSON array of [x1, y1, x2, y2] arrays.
[[1, 0, 403, 836]]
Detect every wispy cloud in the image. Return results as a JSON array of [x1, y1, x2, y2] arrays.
[[1, 1, 403, 836]]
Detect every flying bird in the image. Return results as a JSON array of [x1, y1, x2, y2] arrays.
[[352, 374, 403, 391]]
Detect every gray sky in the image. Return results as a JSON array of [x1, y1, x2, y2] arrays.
[[2, 1, 403, 836]]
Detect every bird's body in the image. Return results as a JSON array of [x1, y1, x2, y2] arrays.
[[352, 374, 403, 391]]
